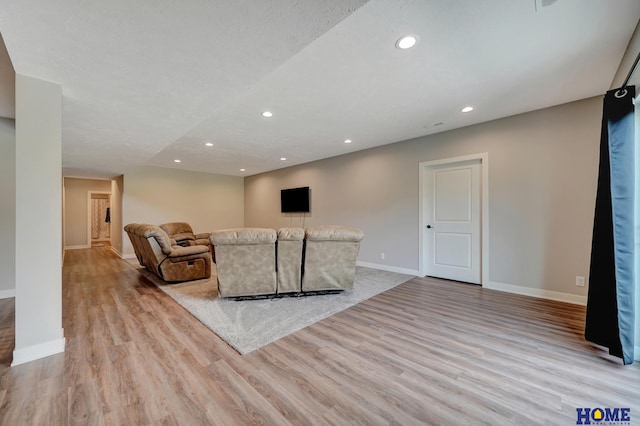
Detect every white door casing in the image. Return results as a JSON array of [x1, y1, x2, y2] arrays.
[[419, 154, 489, 285]]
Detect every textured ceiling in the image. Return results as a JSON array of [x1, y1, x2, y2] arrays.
[[1, 0, 639, 179]]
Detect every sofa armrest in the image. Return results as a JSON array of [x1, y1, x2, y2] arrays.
[[194, 232, 211, 240], [168, 245, 209, 258]]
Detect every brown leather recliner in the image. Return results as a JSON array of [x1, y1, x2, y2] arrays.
[[124, 223, 211, 283], [160, 222, 213, 260]]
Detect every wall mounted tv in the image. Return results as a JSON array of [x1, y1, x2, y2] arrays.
[[281, 186, 310, 213]]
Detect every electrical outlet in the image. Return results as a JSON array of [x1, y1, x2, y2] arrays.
[[575, 276, 585, 287], [380, 252, 385, 260]]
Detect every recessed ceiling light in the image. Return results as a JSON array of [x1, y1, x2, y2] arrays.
[[174, 159, 181, 163], [396, 35, 418, 49], [240, 168, 246, 172], [262, 111, 273, 118], [344, 139, 352, 144], [280, 157, 287, 161], [205, 142, 213, 147], [461, 106, 474, 113]]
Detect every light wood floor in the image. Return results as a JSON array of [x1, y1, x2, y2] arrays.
[[0, 247, 638, 425]]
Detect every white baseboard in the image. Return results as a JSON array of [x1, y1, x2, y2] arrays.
[[12, 335, 66, 366], [356, 261, 420, 276], [110, 246, 126, 259], [485, 281, 587, 306], [635, 345, 640, 362], [121, 252, 137, 260], [64, 245, 90, 250], [0, 289, 15, 299]]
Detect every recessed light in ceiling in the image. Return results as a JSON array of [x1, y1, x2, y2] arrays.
[[205, 142, 213, 147], [344, 139, 352, 144], [396, 35, 418, 49], [461, 106, 474, 113], [262, 111, 273, 118], [174, 159, 181, 163], [240, 168, 246, 172], [280, 157, 287, 161]]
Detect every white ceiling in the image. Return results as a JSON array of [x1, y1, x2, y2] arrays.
[[1, 0, 639, 179]]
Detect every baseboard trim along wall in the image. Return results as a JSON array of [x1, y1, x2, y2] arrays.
[[110, 246, 126, 259], [12, 334, 65, 366], [485, 281, 587, 306], [64, 245, 90, 250], [121, 252, 137, 260], [356, 261, 420, 276], [635, 345, 640, 362], [0, 289, 15, 299]]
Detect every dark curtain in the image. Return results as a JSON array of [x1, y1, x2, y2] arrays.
[[585, 86, 635, 365]]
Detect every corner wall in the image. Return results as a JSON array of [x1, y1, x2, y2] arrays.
[[122, 166, 244, 256], [110, 176, 124, 257], [245, 96, 602, 302], [0, 118, 15, 298], [14, 74, 64, 365]]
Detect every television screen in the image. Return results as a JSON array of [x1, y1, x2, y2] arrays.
[[281, 187, 310, 213]]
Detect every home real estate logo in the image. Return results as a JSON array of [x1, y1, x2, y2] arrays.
[[576, 407, 631, 425]]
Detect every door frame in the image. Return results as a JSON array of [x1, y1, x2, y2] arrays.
[[418, 153, 489, 285], [87, 191, 112, 246]]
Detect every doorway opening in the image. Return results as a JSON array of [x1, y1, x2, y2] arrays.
[[88, 192, 111, 247]]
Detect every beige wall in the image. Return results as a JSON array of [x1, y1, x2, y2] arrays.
[[122, 166, 244, 256], [110, 176, 124, 257], [0, 117, 15, 295], [245, 96, 602, 300], [63, 177, 112, 248]]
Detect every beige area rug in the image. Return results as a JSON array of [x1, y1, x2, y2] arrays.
[[125, 259, 413, 354]]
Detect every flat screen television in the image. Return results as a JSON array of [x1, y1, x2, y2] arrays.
[[281, 187, 310, 213]]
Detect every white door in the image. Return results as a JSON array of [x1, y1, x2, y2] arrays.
[[424, 161, 481, 284]]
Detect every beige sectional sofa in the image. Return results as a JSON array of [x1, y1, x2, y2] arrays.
[[302, 226, 364, 292], [210, 228, 278, 298], [210, 225, 364, 298], [124, 223, 212, 283]]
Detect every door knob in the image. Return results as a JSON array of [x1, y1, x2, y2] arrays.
[[426, 225, 432, 229]]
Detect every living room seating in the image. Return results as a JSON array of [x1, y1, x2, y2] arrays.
[[276, 227, 305, 294], [160, 221, 212, 252], [302, 226, 364, 292], [124, 223, 211, 283], [211, 225, 363, 298], [210, 228, 277, 298]]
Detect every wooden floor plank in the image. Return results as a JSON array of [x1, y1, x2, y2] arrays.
[[0, 246, 637, 425]]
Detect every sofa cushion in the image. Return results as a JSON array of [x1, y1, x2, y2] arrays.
[[305, 226, 364, 242], [168, 245, 209, 258], [277, 227, 305, 241], [210, 228, 276, 245], [171, 232, 196, 242]]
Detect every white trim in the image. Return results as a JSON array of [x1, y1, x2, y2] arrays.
[[356, 261, 419, 276], [0, 289, 15, 299], [87, 191, 111, 247], [121, 252, 137, 260], [485, 281, 587, 306], [110, 246, 129, 259], [635, 345, 640, 362], [64, 245, 90, 250], [12, 335, 66, 366], [418, 153, 489, 286]]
